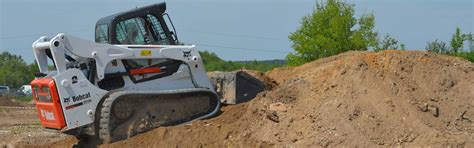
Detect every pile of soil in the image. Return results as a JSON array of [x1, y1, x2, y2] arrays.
[[0, 96, 20, 106], [37, 50, 474, 147], [0, 107, 68, 148]]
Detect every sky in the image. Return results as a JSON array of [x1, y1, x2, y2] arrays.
[[0, 0, 472, 63]]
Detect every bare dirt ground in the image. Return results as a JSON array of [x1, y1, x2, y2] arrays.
[[0, 97, 70, 148], [2, 50, 473, 147]]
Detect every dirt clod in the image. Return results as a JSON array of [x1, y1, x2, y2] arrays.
[[266, 111, 280, 123], [269, 102, 287, 112], [428, 105, 439, 117]]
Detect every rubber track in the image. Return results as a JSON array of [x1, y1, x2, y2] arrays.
[[98, 89, 220, 144], [99, 94, 114, 143]]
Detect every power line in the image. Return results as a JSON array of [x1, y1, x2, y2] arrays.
[[183, 29, 288, 41], [1, 28, 288, 41], [0, 28, 91, 40], [2, 42, 292, 54], [192, 43, 290, 54], [0, 27, 288, 45]]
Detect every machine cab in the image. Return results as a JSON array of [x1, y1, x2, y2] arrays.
[[93, 2, 184, 91], [95, 2, 178, 45]]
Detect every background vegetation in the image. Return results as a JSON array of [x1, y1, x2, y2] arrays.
[[199, 51, 285, 72], [287, 0, 472, 65], [0, 52, 38, 88], [425, 27, 474, 62], [286, 0, 409, 66], [0, 51, 284, 89]]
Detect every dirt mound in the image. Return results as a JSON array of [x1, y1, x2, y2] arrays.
[[0, 96, 20, 106], [241, 69, 278, 90], [42, 50, 474, 147], [257, 50, 474, 146]]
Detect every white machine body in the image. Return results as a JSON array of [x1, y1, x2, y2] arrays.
[[31, 33, 214, 130]]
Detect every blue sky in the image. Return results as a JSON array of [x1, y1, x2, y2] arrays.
[[0, 0, 472, 63]]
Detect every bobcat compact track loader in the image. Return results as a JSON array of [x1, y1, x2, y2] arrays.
[[30, 3, 264, 143]]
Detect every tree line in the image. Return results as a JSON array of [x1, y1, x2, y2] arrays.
[[199, 51, 284, 72], [425, 28, 473, 62], [0, 51, 283, 88], [0, 52, 38, 88]]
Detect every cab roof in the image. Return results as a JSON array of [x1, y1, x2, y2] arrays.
[[96, 2, 167, 26]]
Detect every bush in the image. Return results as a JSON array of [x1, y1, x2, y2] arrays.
[[451, 51, 474, 62]]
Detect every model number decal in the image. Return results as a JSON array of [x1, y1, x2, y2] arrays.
[[65, 99, 92, 110], [140, 50, 152, 56], [40, 109, 55, 121]]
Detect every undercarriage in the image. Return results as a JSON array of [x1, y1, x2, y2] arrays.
[[98, 89, 219, 143]]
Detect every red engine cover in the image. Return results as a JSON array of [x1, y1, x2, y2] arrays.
[[31, 78, 66, 129]]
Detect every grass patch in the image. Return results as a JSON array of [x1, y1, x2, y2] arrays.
[[14, 96, 33, 102]]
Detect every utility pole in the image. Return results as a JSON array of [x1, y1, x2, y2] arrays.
[[3, 57, 8, 86], [3, 59, 5, 86]]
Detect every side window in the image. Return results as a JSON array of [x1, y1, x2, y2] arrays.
[[95, 24, 109, 43], [146, 15, 170, 45]]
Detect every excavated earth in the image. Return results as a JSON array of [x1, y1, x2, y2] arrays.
[[0, 97, 69, 147], [3, 50, 473, 147]]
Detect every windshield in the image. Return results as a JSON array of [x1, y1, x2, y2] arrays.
[[96, 24, 109, 43]]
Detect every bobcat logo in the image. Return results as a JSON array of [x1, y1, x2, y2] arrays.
[[183, 50, 192, 58], [63, 92, 91, 103]]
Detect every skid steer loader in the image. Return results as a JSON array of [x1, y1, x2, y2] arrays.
[[30, 3, 264, 143]]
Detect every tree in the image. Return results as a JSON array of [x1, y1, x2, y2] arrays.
[[287, 0, 378, 66], [0, 52, 36, 88], [462, 33, 473, 51], [450, 27, 464, 53], [375, 34, 400, 51], [426, 40, 449, 54], [199, 51, 235, 71], [425, 28, 474, 63], [400, 44, 406, 50]]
